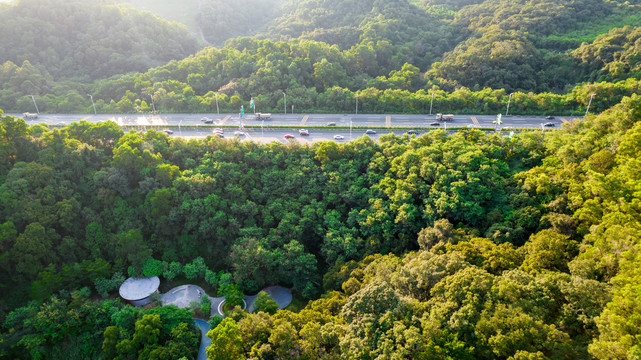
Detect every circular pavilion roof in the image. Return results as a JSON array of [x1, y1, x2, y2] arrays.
[[119, 276, 160, 301]]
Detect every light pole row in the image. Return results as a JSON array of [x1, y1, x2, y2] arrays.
[[24, 92, 597, 118], [427, 91, 596, 118]]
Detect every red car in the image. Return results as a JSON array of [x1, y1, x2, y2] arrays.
[[284, 134, 295, 139]]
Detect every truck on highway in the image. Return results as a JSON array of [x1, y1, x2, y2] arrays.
[[435, 113, 454, 121], [255, 113, 271, 120], [22, 112, 38, 119]]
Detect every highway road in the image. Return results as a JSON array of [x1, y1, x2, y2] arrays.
[[168, 127, 414, 144], [8, 112, 580, 127], [7, 112, 578, 142]]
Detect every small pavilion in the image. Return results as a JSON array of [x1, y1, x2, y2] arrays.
[[119, 276, 160, 306]]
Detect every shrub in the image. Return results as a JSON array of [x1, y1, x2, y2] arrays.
[[164, 261, 182, 280], [142, 257, 163, 277], [219, 283, 244, 308], [208, 314, 224, 329], [253, 291, 278, 314], [200, 295, 211, 316]]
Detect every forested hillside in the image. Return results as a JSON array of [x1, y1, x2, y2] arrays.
[[126, 0, 286, 46], [1, 92, 641, 358], [2, 0, 641, 358], [0, 0, 199, 80], [2, 0, 641, 114]]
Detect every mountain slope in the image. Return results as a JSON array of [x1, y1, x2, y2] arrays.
[[0, 0, 199, 80]]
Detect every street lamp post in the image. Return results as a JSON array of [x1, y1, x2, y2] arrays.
[[28, 95, 39, 114], [215, 93, 219, 115], [148, 94, 156, 114], [506, 93, 513, 116], [283, 92, 286, 114], [585, 93, 596, 117], [355, 93, 358, 115], [87, 94, 96, 115], [429, 92, 434, 115]]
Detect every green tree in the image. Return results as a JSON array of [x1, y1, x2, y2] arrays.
[[219, 282, 244, 308], [589, 243, 641, 359], [201, 295, 212, 317], [11, 222, 58, 278], [252, 291, 279, 315], [102, 326, 120, 360], [520, 230, 578, 273], [163, 261, 182, 281], [206, 317, 245, 360]]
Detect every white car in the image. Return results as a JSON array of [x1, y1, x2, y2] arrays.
[[163, 129, 173, 135], [334, 135, 344, 140], [234, 131, 244, 136], [214, 128, 224, 133]]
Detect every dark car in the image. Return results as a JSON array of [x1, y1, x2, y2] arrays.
[[365, 129, 376, 134], [545, 116, 555, 120], [203, 118, 214, 124], [407, 130, 419, 135], [543, 122, 555, 127], [327, 122, 337, 126], [163, 129, 173, 135], [430, 122, 440, 126]]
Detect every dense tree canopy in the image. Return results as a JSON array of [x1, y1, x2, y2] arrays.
[[1, 91, 641, 358], [2, 0, 641, 358]]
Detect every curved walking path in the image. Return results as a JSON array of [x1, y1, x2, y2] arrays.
[[160, 284, 292, 360], [161, 284, 292, 316], [194, 319, 211, 360]]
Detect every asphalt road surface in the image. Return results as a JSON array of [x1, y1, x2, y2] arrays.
[[8, 113, 578, 142], [172, 127, 416, 143], [8, 113, 579, 127]]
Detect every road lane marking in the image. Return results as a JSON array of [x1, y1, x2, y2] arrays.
[[220, 115, 231, 125], [301, 115, 309, 125], [385, 115, 391, 127], [471, 116, 480, 126], [561, 118, 568, 123]]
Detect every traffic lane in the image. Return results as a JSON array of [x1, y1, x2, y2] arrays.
[[474, 115, 573, 128], [8, 113, 578, 128], [168, 128, 412, 143], [10, 113, 239, 126], [241, 129, 404, 144]]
